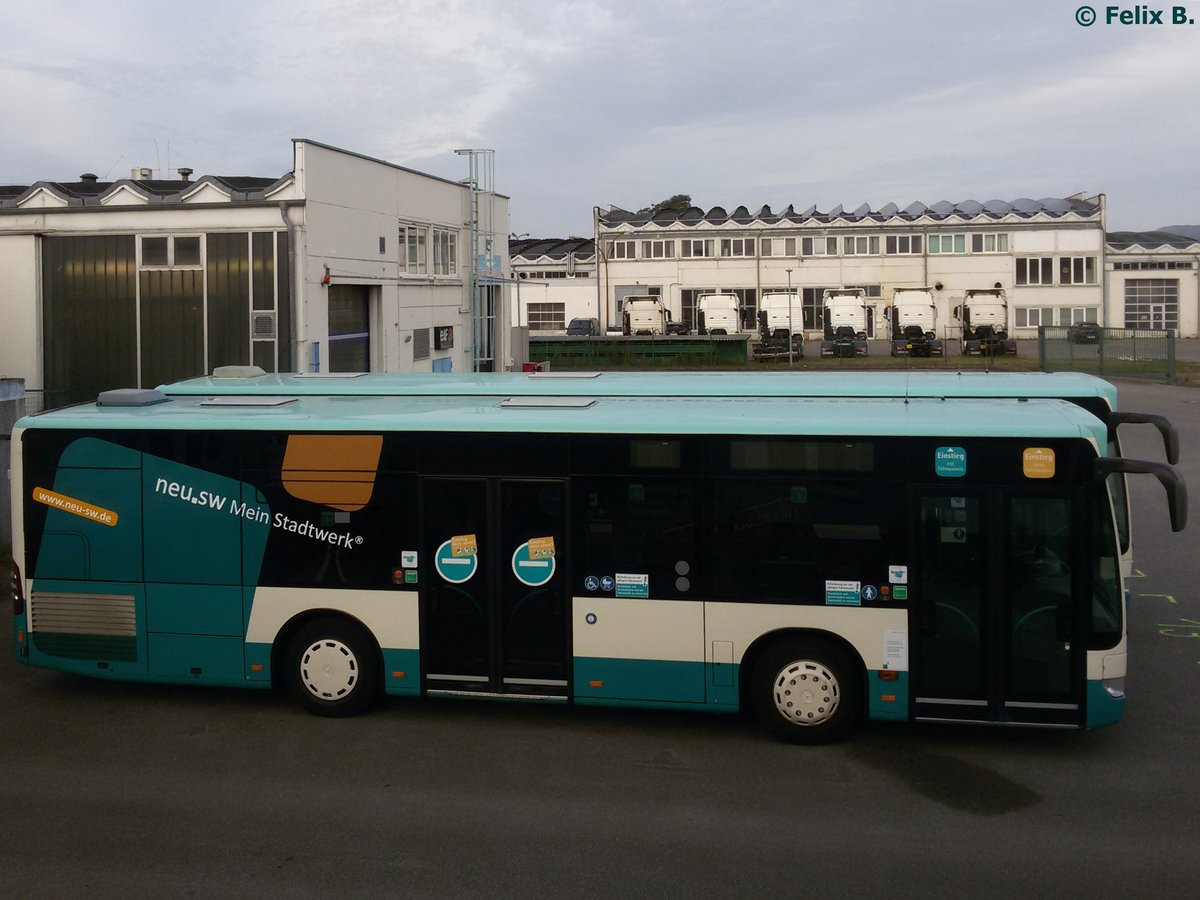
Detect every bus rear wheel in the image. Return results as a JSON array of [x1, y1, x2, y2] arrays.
[[751, 638, 861, 744], [285, 618, 381, 717]]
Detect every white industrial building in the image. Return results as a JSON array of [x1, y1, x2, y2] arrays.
[[0, 139, 513, 409], [510, 193, 1199, 339]]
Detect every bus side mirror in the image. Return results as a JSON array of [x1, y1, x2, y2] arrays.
[[1096, 457, 1188, 532], [1109, 412, 1180, 465], [952, 305, 962, 320]]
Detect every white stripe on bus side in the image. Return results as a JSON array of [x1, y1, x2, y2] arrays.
[[246, 586, 420, 651], [704, 602, 908, 671], [572, 596, 705, 663]]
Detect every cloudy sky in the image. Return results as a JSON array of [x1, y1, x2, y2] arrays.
[[3, 0, 1196, 237]]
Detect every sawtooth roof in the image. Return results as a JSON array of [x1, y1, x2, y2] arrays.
[[509, 237, 595, 260], [599, 196, 1102, 229], [0, 174, 292, 209], [1106, 230, 1200, 250]]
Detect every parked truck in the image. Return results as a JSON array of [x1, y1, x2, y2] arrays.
[[887, 287, 944, 357], [696, 292, 740, 335], [752, 291, 804, 359], [621, 295, 669, 336], [955, 289, 1017, 355], [819, 288, 869, 358]]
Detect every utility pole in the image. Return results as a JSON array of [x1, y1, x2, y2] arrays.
[[786, 268, 794, 367]]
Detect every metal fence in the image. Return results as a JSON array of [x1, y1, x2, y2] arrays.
[[1038, 326, 1175, 381], [529, 336, 750, 369]]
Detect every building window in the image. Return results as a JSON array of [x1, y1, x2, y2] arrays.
[[844, 236, 880, 256], [884, 235, 922, 255], [607, 240, 637, 260], [641, 239, 675, 259], [1113, 260, 1194, 270], [802, 287, 829, 329], [400, 223, 427, 274], [1015, 307, 1056, 328], [1016, 257, 1053, 286], [527, 302, 566, 332], [844, 284, 882, 299], [971, 233, 1009, 253], [1124, 279, 1179, 330], [801, 236, 838, 256], [432, 228, 458, 275], [928, 234, 966, 254], [720, 238, 755, 258], [1064, 307, 1098, 325], [519, 270, 570, 279], [1059, 256, 1098, 285], [761, 237, 797, 258], [139, 234, 203, 269], [680, 239, 714, 258]]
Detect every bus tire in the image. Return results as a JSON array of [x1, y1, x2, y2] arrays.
[[285, 618, 381, 717], [751, 638, 861, 744]]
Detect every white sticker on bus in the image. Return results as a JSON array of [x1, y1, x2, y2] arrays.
[[825, 580, 861, 606], [615, 573, 649, 598]]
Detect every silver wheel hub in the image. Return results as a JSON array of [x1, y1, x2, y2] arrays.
[[300, 639, 359, 700], [773, 659, 839, 726]]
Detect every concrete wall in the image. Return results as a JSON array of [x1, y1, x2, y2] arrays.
[[1107, 258, 1200, 336], [0, 235, 39, 390], [1, 378, 24, 545], [295, 141, 512, 372], [511, 280, 601, 331], [597, 219, 1108, 338]]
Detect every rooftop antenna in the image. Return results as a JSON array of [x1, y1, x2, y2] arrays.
[[102, 155, 125, 180]]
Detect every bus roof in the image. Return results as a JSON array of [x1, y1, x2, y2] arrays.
[[161, 370, 1119, 408], [19, 394, 1107, 443]]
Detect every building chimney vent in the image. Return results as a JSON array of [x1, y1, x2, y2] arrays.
[[131, 167, 153, 181], [79, 173, 98, 184], [177, 167, 193, 182]]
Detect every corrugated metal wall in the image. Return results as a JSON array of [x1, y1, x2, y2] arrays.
[[41, 231, 292, 407], [140, 267, 204, 389], [207, 232, 250, 371], [42, 235, 138, 407]]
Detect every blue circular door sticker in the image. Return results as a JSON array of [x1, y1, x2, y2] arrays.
[[435, 538, 478, 584], [601, 576, 615, 592], [861, 584, 879, 601], [585, 576, 600, 592], [512, 539, 556, 587]]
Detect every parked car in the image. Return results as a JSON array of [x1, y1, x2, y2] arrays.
[[1068, 322, 1101, 344], [566, 317, 600, 336]]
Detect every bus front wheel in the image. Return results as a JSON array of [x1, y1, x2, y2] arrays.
[[284, 618, 381, 717], [751, 638, 861, 744]]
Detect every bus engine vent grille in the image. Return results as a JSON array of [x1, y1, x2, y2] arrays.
[[29, 592, 139, 661], [29, 592, 137, 637]]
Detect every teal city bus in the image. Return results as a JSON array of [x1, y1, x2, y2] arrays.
[[11, 387, 1185, 742], [164, 369, 1180, 579]]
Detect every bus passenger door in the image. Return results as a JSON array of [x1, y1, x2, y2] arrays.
[[421, 478, 568, 699], [912, 490, 1082, 726]]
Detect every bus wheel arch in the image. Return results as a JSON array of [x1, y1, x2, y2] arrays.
[[275, 612, 383, 717], [743, 630, 865, 744]]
